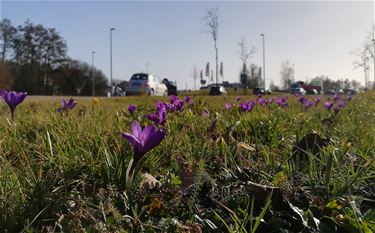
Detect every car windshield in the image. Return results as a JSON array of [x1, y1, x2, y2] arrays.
[[131, 74, 148, 81]]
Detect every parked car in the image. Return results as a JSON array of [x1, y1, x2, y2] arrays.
[[125, 73, 168, 96], [253, 87, 272, 95], [162, 78, 177, 96], [326, 89, 344, 95], [305, 89, 319, 95], [345, 89, 357, 95], [209, 86, 227, 95], [290, 87, 306, 95]]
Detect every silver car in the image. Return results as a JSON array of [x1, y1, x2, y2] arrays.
[[125, 73, 168, 96]]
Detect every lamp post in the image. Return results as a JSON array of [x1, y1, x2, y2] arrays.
[[373, 39, 375, 89], [92, 51, 96, 96], [260, 34, 266, 89], [110, 27, 115, 96]]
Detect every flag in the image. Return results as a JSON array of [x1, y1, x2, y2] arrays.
[[205, 62, 210, 77], [220, 62, 223, 77], [200, 70, 203, 80], [211, 70, 213, 81]]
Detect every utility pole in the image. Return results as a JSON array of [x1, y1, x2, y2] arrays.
[[373, 39, 375, 89], [110, 27, 115, 96], [261, 34, 266, 89]]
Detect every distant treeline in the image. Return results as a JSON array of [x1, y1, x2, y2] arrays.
[[0, 18, 108, 95]]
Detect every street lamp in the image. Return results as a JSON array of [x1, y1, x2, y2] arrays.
[[110, 27, 115, 96], [373, 39, 375, 89], [92, 51, 96, 96], [260, 34, 266, 89]]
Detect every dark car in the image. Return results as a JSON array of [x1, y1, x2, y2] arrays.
[[162, 79, 177, 96], [209, 86, 227, 95], [345, 89, 357, 95], [253, 87, 271, 95]]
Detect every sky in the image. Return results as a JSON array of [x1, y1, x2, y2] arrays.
[[1, 0, 374, 90]]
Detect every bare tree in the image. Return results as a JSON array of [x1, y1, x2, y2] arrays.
[[280, 60, 294, 89], [353, 48, 370, 89], [364, 26, 375, 88], [247, 63, 261, 89], [238, 37, 257, 73], [190, 66, 199, 91], [203, 8, 219, 87]]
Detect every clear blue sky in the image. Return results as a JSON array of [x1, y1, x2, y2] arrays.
[[1, 1, 374, 90]]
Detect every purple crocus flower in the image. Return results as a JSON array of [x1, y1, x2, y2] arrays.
[[323, 101, 334, 111], [247, 99, 256, 106], [128, 104, 137, 114], [61, 98, 77, 111], [122, 121, 166, 158], [166, 103, 176, 111], [298, 95, 306, 104], [281, 96, 289, 102], [303, 99, 313, 110], [236, 96, 241, 102], [314, 96, 321, 105], [184, 96, 192, 104], [276, 97, 288, 108], [337, 100, 345, 109], [0, 90, 27, 121], [224, 103, 233, 109], [334, 100, 344, 113], [333, 94, 340, 101], [172, 99, 184, 112], [347, 95, 353, 101], [239, 102, 253, 112], [169, 95, 178, 103], [257, 97, 266, 106], [246, 103, 254, 112], [267, 97, 274, 104], [147, 109, 167, 126], [256, 94, 263, 99], [239, 103, 248, 111], [155, 101, 167, 112]]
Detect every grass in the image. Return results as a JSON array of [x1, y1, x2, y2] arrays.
[[0, 92, 374, 232]]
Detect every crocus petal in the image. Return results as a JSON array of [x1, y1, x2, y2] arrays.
[[140, 125, 158, 146], [61, 99, 67, 109], [18, 93, 27, 104], [131, 120, 142, 139], [147, 113, 160, 124], [68, 98, 77, 109], [121, 133, 142, 156], [159, 110, 167, 125], [128, 104, 137, 114], [141, 129, 166, 155]]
